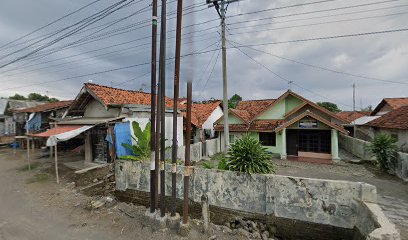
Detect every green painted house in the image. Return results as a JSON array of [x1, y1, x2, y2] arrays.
[[214, 90, 348, 161]]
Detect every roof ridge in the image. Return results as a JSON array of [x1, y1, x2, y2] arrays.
[[85, 82, 149, 94]]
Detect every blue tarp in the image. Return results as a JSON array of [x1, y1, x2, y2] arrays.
[[114, 122, 133, 158], [27, 113, 41, 132]]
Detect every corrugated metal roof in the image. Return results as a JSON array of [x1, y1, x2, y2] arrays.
[[57, 117, 124, 125]]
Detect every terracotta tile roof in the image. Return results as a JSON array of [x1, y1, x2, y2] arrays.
[[12, 100, 73, 113], [366, 106, 408, 130], [181, 101, 221, 128], [235, 99, 276, 118], [249, 120, 284, 131], [336, 111, 371, 124], [230, 109, 252, 123], [214, 124, 249, 132], [85, 83, 173, 108], [384, 98, 408, 110]]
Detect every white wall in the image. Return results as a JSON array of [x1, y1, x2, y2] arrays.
[[84, 99, 120, 118], [126, 115, 183, 147], [202, 106, 223, 138]]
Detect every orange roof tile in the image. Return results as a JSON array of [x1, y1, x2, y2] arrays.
[[366, 106, 408, 130], [384, 98, 408, 110], [181, 101, 221, 128], [85, 83, 173, 108], [235, 99, 276, 118], [12, 100, 73, 113], [336, 111, 371, 124]]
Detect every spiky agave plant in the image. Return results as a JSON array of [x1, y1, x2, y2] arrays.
[[368, 133, 398, 171], [226, 134, 275, 175]]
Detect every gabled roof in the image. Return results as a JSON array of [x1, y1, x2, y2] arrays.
[[366, 106, 408, 130], [275, 110, 348, 134], [254, 90, 347, 124], [11, 100, 73, 113], [336, 111, 371, 124], [371, 97, 408, 116], [181, 101, 222, 128], [85, 83, 173, 107], [235, 99, 276, 117]]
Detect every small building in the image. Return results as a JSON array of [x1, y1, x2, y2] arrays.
[[179, 100, 223, 144], [31, 83, 183, 167], [0, 99, 46, 136], [370, 98, 408, 116], [336, 111, 371, 136], [11, 100, 73, 133], [362, 105, 408, 152], [214, 90, 348, 161]]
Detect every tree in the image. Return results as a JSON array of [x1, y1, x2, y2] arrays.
[[228, 94, 242, 109], [8, 93, 59, 102], [225, 135, 275, 175], [317, 102, 341, 113], [368, 134, 398, 171], [361, 105, 373, 112], [8, 94, 26, 100]]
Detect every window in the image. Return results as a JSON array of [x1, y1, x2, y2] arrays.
[[229, 134, 235, 143], [259, 132, 276, 146]]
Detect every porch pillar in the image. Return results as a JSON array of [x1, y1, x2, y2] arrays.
[[331, 129, 340, 161], [85, 131, 93, 162], [281, 128, 287, 160]]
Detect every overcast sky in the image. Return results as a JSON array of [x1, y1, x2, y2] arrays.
[[0, 0, 407, 111]]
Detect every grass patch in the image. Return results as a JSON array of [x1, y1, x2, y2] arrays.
[[26, 173, 50, 184], [17, 162, 41, 171]]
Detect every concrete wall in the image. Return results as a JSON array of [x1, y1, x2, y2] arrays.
[[84, 99, 121, 118], [175, 138, 220, 162], [115, 161, 400, 239], [355, 126, 408, 153], [339, 134, 408, 181]]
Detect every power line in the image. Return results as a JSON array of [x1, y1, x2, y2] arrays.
[[227, 39, 353, 108], [0, 46, 221, 91], [228, 28, 408, 47], [0, 0, 105, 50], [227, 11, 408, 36], [229, 40, 408, 86]]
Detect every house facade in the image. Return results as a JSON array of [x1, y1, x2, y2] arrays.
[[179, 100, 223, 144], [215, 91, 348, 161]]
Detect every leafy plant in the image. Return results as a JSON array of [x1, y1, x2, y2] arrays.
[[217, 156, 228, 170], [226, 135, 275, 175], [368, 134, 398, 171], [202, 162, 214, 169], [121, 121, 151, 161]]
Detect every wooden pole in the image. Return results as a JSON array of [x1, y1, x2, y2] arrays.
[[54, 124, 59, 184], [26, 114, 31, 171], [183, 81, 192, 224]]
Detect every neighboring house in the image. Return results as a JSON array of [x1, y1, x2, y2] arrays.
[[11, 100, 73, 133], [179, 100, 223, 144], [370, 97, 408, 116], [336, 111, 371, 136], [0, 99, 46, 136], [31, 83, 183, 166], [354, 97, 408, 145], [214, 90, 348, 161], [363, 106, 408, 152]]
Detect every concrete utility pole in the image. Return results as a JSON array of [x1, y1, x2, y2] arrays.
[[171, 0, 183, 217], [158, 0, 167, 218], [353, 83, 356, 112], [150, 0, 158, 214], [207, 0, 240, 152]]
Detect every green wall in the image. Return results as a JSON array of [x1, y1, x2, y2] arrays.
[[285, 95, 303, 114], [218, 114, 244, 124]]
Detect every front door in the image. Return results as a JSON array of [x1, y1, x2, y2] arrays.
[[286, 130, 298, 156]]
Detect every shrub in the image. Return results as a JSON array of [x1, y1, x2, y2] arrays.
[[368, 133, 398, 171], [226, 134, 275, 175]]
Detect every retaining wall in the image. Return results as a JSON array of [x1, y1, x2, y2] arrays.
[[339, 134, 408, 181], [115, 160, 400, 240]]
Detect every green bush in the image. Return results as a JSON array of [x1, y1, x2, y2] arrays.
[[226, 135, 275, 175], [368, 134, 398, 171]]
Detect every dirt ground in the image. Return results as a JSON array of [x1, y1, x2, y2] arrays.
[[0, 148, 241, 240], [274, 158, 408, 240]]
